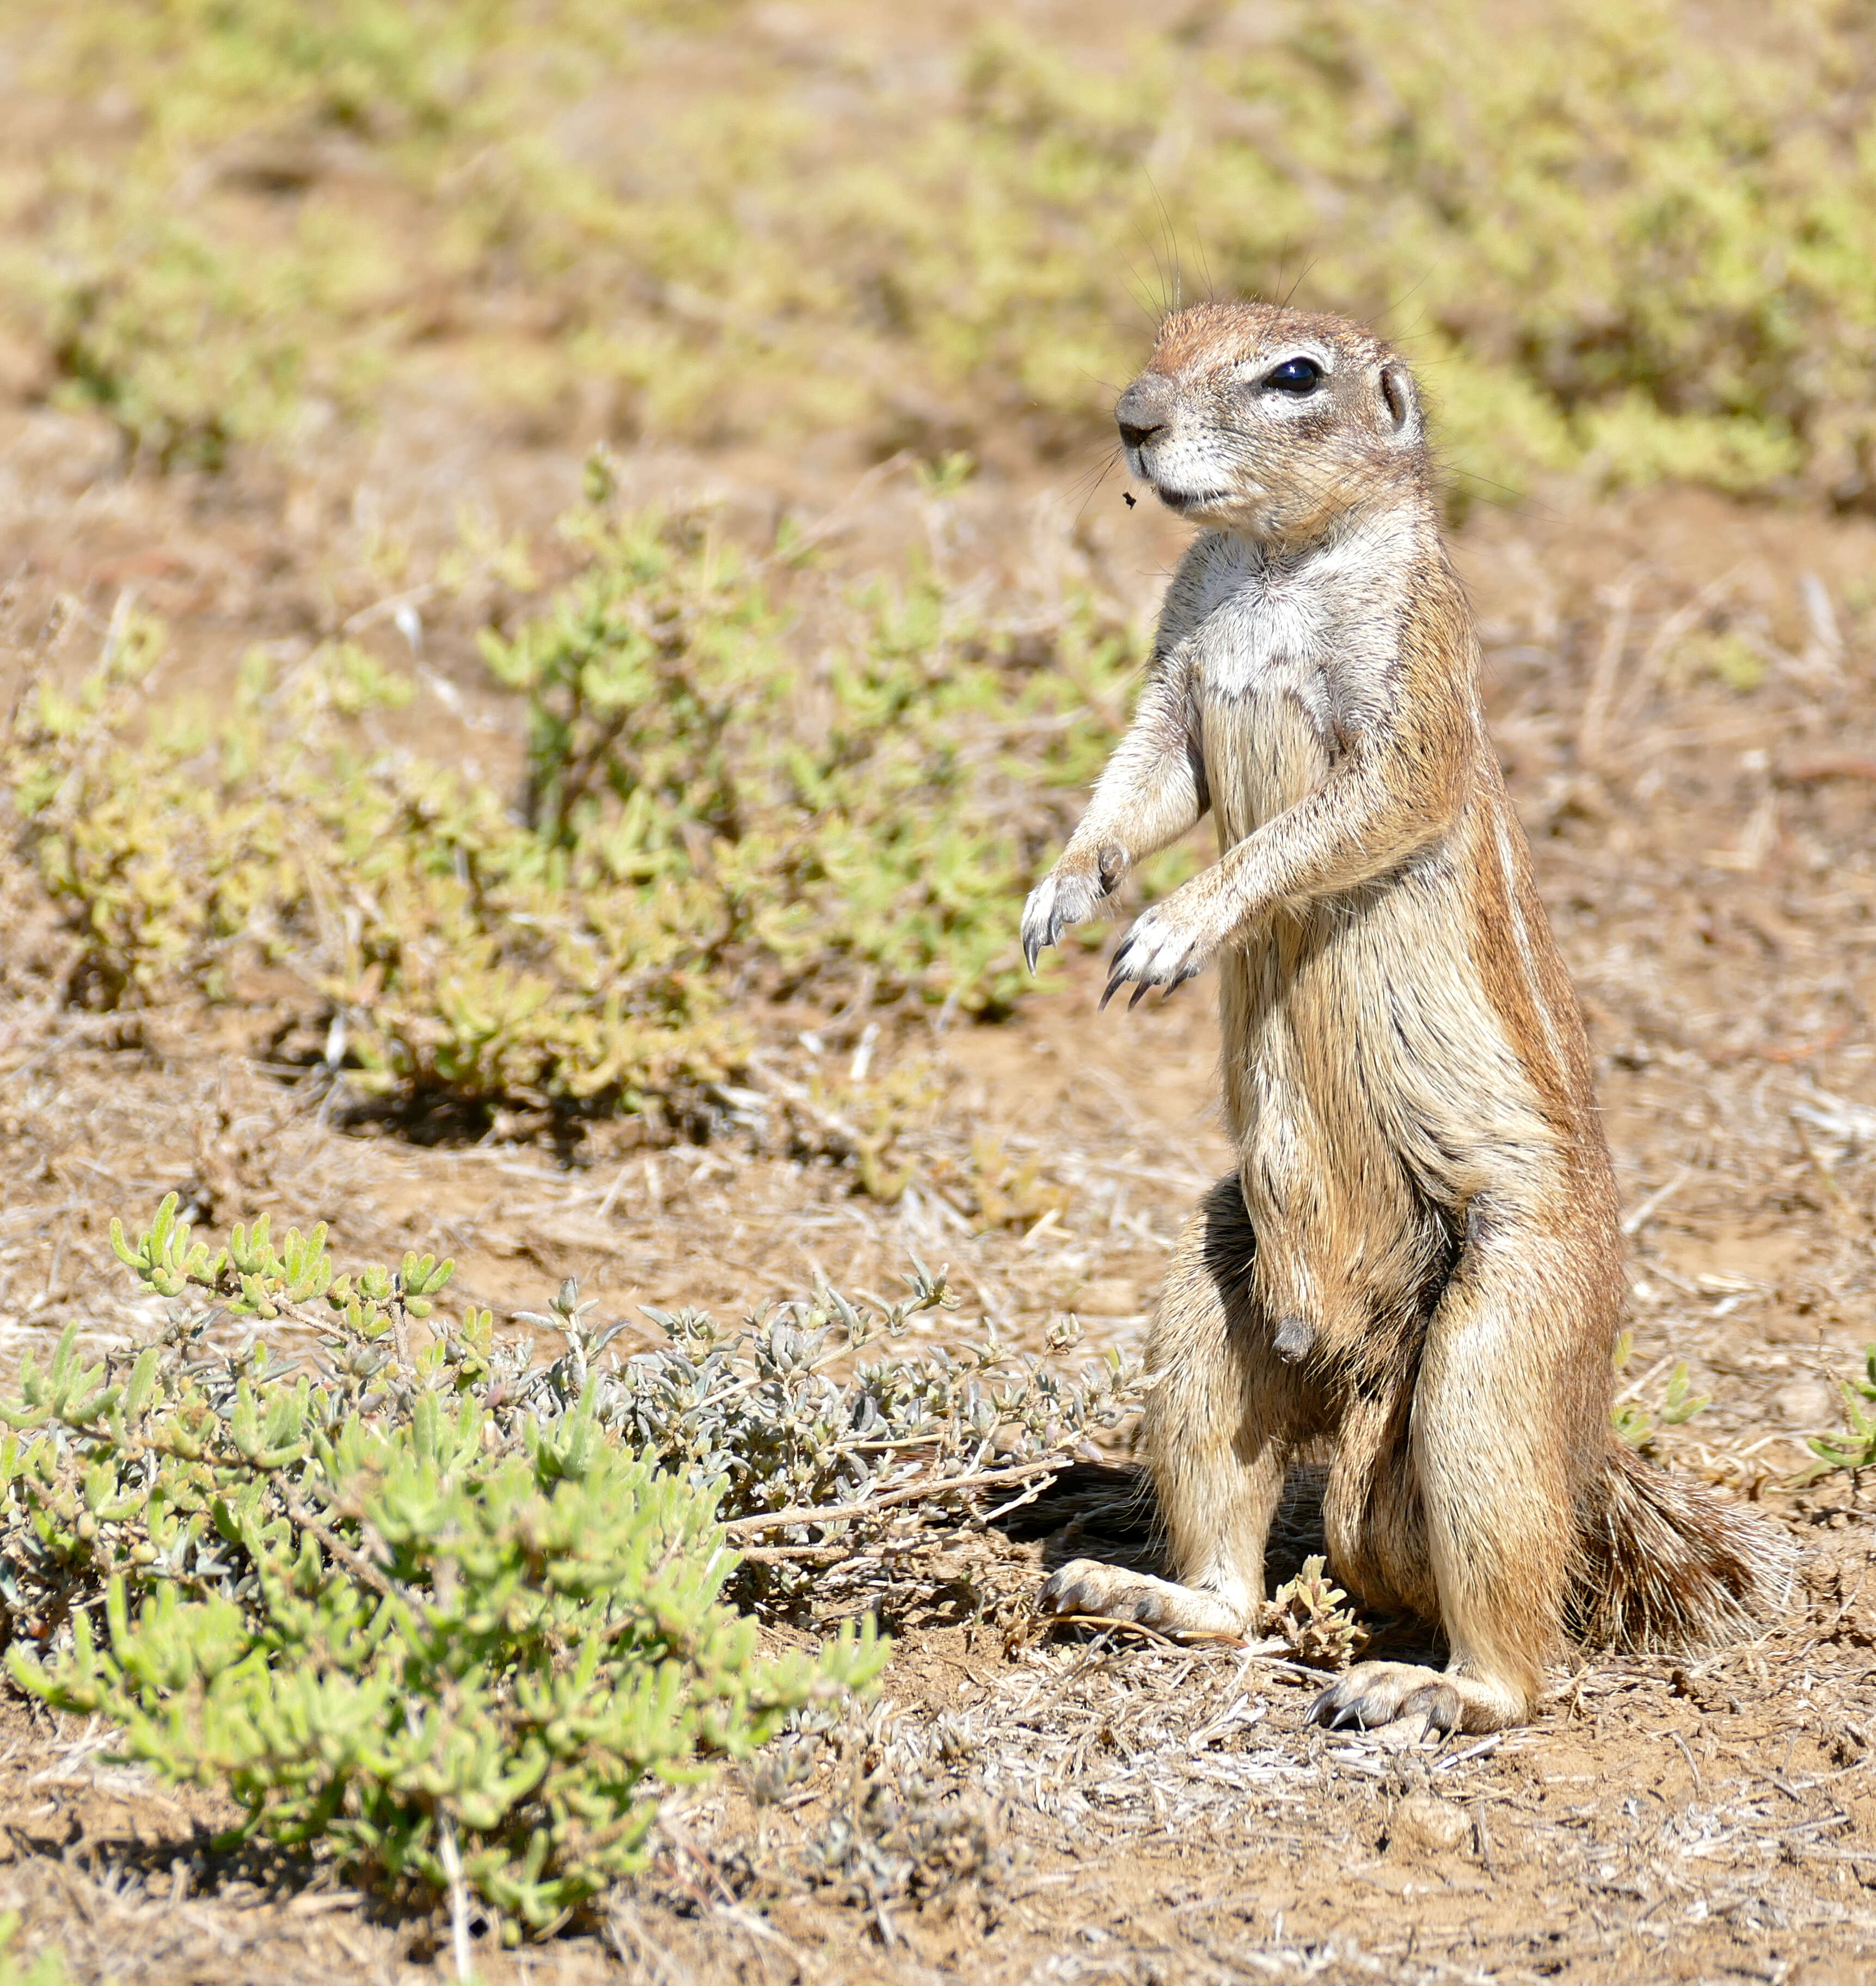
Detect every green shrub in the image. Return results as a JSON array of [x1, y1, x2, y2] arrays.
[[481, 490, 1137, 1014], [1793, 1345, 1876, 1487], [15, 1409, 875, 1935], [1611, 1333, 1712, 1453], [0, 1197, 1130, 1935], [4, 497, 1142, 1121]]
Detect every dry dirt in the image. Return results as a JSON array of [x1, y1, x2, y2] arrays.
[[0, 280, 1874, 1980]]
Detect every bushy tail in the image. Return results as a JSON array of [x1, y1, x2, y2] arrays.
[[1569, 1439, 1794, 1651]]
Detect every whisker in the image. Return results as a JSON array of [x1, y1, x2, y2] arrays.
[[1193, 219, 1218, 307], [1280, 254, 1319, 309], [1127, 209, 1173, 325], [1374, 265, 1440, 333], [1119, 248, 1172, 333], [1142, 170, 1187, 321], [1066, 450, 1127, 530]]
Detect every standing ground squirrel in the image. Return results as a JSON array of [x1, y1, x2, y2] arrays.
[[1022, 302, 1788, 1734]]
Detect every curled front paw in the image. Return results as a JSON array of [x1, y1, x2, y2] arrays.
[[1102, 886, 1230, 1008], [1021, 845, 1125, 971]]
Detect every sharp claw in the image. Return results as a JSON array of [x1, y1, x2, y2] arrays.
[[1099, 977, 1123, 1012], [1023, 934, 1040, 973], [1127, 980, 1152, 1011]]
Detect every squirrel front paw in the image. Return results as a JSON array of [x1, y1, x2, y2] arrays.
[[1021, 844, 1127, 971], [1102, 884, 1231, 1007]]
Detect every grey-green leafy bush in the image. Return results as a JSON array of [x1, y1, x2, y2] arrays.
[[593, 1284, 1132, 1593], [799, 1775, 1013, 1917], [1793, 1345, 1876, 1487], [5, 498, 1145, 1124], [0, 1198, 1131, 1934]]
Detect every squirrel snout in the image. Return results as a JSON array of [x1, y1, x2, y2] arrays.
[[1116, 375, 1175, 452]]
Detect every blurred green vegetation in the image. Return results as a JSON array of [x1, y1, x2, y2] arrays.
[[0, 1919, 65, 1986], [3, 0, 1874, 500], [5, 482, 1149, 1121]]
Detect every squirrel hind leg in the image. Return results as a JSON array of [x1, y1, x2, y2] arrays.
[[1034, 1174, 1316, 1642], [1136, 1175, 1319, 1627]]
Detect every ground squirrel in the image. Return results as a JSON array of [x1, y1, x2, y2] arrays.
[[1022, 302, 1787, 1734]]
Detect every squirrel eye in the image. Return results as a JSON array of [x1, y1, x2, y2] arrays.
[[1265, 356, 1323, 395]]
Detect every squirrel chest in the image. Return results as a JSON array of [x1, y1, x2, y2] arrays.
[[1175, 532, 1396, 850]]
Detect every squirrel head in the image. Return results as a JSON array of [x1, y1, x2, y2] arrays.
[[1116, 303, 1429, 549]]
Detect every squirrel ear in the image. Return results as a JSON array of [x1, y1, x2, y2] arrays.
[[1380, 363, 1419, 439]]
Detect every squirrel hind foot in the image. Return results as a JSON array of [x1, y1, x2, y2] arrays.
[[1310, 1660, 1526, 1736], [1038, 1558, 1251, 1639]]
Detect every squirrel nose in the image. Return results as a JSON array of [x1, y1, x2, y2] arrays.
[[1116, 375, 1173, 452]]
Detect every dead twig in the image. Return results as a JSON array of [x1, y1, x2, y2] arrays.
[[281, 1496, 407, 1605], [737, 1541, 852, 1564], [437, 1814, 474, 1985], [1780, 754, 1876, 784], [721, 1457, 1067, 1539]]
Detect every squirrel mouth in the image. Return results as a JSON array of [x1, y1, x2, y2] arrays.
[[1155, 485, 1229, 514]]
